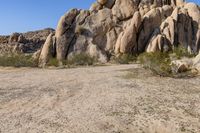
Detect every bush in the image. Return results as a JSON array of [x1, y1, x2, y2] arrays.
[[137, 52, 198, 78], [47, 58, 59, 67], [0, 54, 37, 67], [112, 54, 137, 64], [64, 53, 96, 66], [137, 52, 172, 77], [172, 46, 196, 59]]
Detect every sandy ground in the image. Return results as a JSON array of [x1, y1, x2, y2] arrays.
[[0, 64, 200, 133]]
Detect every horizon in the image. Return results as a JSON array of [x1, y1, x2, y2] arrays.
[[0, 0, 199, 35]]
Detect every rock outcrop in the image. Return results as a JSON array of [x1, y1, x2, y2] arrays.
[[38, 33, 55, 67], [3, 0, 197, 67], [0, 0, 198, 69], [0, 28, 54, 55]]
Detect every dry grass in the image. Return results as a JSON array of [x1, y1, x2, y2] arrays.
[[111, 54, 137, 64], [0, 53, 38, 67], [47, 53, 97, 67], [65, 53, 97, 66]]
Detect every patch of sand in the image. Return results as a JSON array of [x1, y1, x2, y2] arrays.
[[0, 65, 200, 133]]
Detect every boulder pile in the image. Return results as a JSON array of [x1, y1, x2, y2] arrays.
[[0, 28, 54, 55], [31, 1, 200, 66]]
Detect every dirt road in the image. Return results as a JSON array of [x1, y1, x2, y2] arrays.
[[0, 65, 200, 133]]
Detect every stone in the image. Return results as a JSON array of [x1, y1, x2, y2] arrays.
[[171, 58, 192, 73], [83, 8, 114, 50], [176, 9, 193, 52], [39, 33, 54, 67], [146, 34, 171, 52], [193, 53, 200, 66], [104, 0, 116, 8], [160, 5, 173, 19], [106, 28, 118, 52], [97, 0, 107, 5], [18, 35, 26, 43], [176, 0, 185, 7], [160, 16, 176, 45], [87, 43, 108, 63], [55, 9, 80, 63], [32, 49, 41, 61], [9, 33, 20, 43], [184, 3, 200, 53], [67, 35, 89, 58], [90, 2, 103, 12], [112, 0, 138, 20], [137, 8, 162, 53], [115, 11, 142, 54]]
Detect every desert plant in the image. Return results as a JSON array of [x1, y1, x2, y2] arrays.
[[137, 52, 198, 78], [112, 54, 137, 64], [0, 53, 37, 67], [64, 53, 97, 66], [47, 57, 59, 67], [137, 52, 172, 76], [172, 46, 196, 59]]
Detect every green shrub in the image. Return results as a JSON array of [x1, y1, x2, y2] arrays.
[[137, 52, 172, 77], [0, 54, 37, 67], [137, 52, 197, 78], [172, 46, 196, 59], [64, 53, 96, 66], [47, 58, 59, 67], [112, 54, 137, 64]]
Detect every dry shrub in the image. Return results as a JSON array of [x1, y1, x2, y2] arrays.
[[0, 53, 37, 67]]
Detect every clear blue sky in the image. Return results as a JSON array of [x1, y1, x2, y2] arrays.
[[0, 0, 199, 35]]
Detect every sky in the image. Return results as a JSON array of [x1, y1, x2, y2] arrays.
[[0, 0, 199, 35]]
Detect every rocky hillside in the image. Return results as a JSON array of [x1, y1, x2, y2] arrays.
[[36, 0, 200, 67], [0, 28, 54, 55]]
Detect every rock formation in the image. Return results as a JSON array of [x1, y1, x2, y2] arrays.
[[0, 0, 198, 67], [0, 28, 54, 55], [37, 0, 200, 66]]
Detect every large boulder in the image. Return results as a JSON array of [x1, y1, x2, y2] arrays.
[[137, 8, 162, 53], [193, 52, 200, 71], [176, 0, 185, 7], [104, 0, 116, 8], [90, 2, 103, 12], [82, 8, 114, 50], [55, 9, 80, 63], [112, 0, 138, 20], [67, 35, 89, 58], [171, 58, 193, 73], [146, 34, 171, 52], [106, 28, 118, 52], [87, 43, 108, 63], [160, 5, 173, 20], [115, 11, 142, 54], [176, 8, 193, 52], [68, 8, 114, 61], [38, 33, 55, 67], [97, 0, 107, 5], [160, 16, 176, 45], [184, 3, 200, 53]]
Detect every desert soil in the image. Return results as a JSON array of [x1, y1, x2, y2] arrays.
[[0, 64, 200, 133]]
